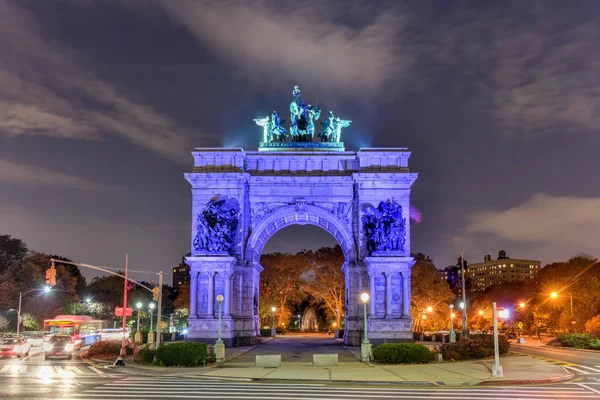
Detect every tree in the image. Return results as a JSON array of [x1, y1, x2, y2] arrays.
[[410, 253, 455, 332], [301, 245, 345, 328], [173, 285, 190, 310], [585, 315, 600, 338], [21, 313, 38, 330], [0, 315, 8, 332], [0, 234, 28, 272], [260, 252, 305, 326]]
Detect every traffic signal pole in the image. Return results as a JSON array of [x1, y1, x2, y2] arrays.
[[156, 271, 163, 349], [119, 253, 129, 358]]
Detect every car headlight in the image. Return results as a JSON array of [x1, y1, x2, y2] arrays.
[[65, 343, 73, 352], [43, 343, 52, 351]]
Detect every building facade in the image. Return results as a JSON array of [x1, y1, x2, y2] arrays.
[[173, 253, 191, 293], [467, 250, 541, 292]]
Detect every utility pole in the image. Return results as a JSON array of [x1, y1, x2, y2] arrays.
[[156, 271, 164, 349], [118, 253, 129, 362], [461, 249, 468, 338]]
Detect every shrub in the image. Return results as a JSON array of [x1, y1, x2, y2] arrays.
[[88, 340, 133, 356], [439, 335, 509, 361], [589, 339, 600, 350], [558, 334, 595, 349], [259, 328, 272, 337], [154, 342, 207, 367], [373, 343, 433, 364], [585, 315, 600, 338], [135, 345, 156, 364]]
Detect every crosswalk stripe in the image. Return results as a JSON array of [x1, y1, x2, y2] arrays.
[[0, 365, 11, 373], [566, 366, 593, 374], [71, 394, 600, 399], [577, 365, 600, 373], [68, 365, 84, 374], [100, 383, 589, 394], [87, 366, 106, 375]]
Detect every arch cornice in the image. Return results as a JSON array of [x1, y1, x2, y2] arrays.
[[245, 204, 357, 263]]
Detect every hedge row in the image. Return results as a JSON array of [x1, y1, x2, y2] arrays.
[[438, 334, 509, 361], [553, 334, 600, 350], [154, 342, 208, 367], [134, 345, 156, 364], [372, 343, 433, 364], [87, 340, 133, 356]]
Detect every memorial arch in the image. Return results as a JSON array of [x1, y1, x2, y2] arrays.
[[184, 86, 418, 346]]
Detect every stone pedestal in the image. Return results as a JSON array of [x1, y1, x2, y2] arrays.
[[186, 255, 236, 346], [363, 256, 414, 344], [214, 341, 225, 363], [361, 342, 372, 362]]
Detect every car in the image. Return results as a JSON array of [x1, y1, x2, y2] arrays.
[[0, 337, 31, 358], [507, 332, 518, 339], [43, 335, 74, 360]]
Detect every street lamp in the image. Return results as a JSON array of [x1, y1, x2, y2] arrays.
[[335, 308, 339, 338], [449, 304, 456, 343], [86, 298, 92, 303], [426, 306, 433, 313], [550, 292, 574, 332], [149, 303, 155, 332], [478, 310, 484, 316], [360, 292, 371, 362], [215, 294, 225, 363], [519, 302, 525, 309], [134, 302, 143, 344], [271, 307, 276, 337], [17, 287, 51, 335]]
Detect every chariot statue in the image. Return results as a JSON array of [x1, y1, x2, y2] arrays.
[[289, 85, 320, 142]]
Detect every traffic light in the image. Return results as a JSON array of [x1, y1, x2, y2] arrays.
[[45, 266, 56, 286], [152, 286, 160, 301]]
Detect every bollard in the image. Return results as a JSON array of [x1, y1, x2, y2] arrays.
[[431, 334, 436, 342]]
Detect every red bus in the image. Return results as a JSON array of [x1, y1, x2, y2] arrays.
[[42, 315, 103, 349]]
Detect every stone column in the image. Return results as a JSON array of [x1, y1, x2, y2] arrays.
[[238, 272, 244, 316], [190, 269, 198, 318], [207, 271, 215, 317], [369, 272, 376, 316], [385, 271, 392, 318], [402, 270, 410, 317], [224, 272, 231, 316]]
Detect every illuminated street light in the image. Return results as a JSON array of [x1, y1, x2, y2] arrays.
[[215, 294, 225, 363], [44, 286, 51, 293], [519, 302, 525, 308], [478, 310, 484, 316], [422, 315, 427, 320], [360, 292, 370, 361], [459, 302, 465, 309], [86, 298, 91, 303], [426, 306, 433, 313], [451, 313, 455, 318], [449, 304, 455, 343], [550, 292, 558, 299]]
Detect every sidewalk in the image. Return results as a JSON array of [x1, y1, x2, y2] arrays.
[[101, 353, 572, 386]]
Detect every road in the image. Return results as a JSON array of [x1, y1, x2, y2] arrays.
[[2, 375, 599, 399], [2, 340, 600, 399], [513, 341, 600, 376]]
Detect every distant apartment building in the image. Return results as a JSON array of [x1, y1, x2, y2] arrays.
[[467, 250, 541, 292], [441, 257, 468, 296], [172, 253, 191, 293]]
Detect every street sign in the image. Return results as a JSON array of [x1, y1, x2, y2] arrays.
[[115, 307, 133, 317]]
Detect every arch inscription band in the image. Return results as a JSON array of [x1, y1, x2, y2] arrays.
[[184, 86, 417, 346]]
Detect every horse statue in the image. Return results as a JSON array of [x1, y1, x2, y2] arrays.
[[289, 85, 321, 142], [254, 111, 287, 142]]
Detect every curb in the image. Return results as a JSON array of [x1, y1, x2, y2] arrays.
[[542, 344, 600, 354], [184, 375, 438, 386], [477, 371, 575, 386]]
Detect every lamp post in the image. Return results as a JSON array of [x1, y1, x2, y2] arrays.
[[459, 301, 467, 338], [214, 294, 225, 363], [149, 303, 155, 344], [491, 302, 503, 377], [135, 302, 143, 344], [550, 291, 575, 332], [449, 304, 456, 343], [17, 286, 51, 335], [271, 307, 276, 337], [360, 292, 371, 362]]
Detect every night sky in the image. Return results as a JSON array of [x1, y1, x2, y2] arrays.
[[1, 0, 599, 284]]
